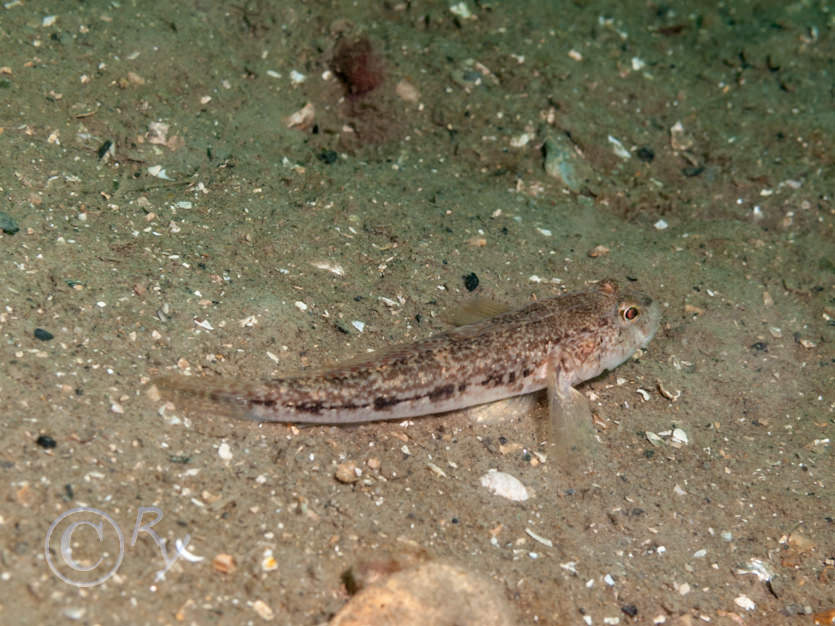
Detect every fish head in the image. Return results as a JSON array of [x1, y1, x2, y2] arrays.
[[597, 286, 661, 373]]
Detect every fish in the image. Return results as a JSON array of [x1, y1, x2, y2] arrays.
[[152, 278, 660, 465]]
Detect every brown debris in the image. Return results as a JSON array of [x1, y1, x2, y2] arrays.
[[332, 36, 385, 96]]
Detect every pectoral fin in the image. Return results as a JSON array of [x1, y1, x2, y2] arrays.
[[545, 362, 599, 475]]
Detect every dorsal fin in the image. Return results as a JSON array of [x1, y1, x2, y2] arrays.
[[441, 297, 513, 327]]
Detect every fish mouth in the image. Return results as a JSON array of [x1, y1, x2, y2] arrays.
[[640, 301, 662, 348]]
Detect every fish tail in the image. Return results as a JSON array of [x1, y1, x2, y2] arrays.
[[151, 374, 272, 421]]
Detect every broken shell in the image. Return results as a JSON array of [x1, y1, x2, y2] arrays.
[[284, 102, 315, 130], [671, 428, 689, 447], [657, 380, 681, 401], [646, 431, 663, 447], [670, 120, 694, 151]]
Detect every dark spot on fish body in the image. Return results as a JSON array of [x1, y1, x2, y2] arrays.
[[480, 373, 504, 387], [297, 400, 325, 414], [428, 384, 455, 401], [374, 395, 399, 410]]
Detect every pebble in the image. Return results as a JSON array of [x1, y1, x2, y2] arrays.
[[479, 469, 529, 501], [543, 134, 580, 191], [36, 434, 56, 449], [0, 210, 19, 234], [463, 272, 479, 291], [218, 442, 233, 461], [335, 461, 361, 484], [212, 553, 237, 574], [252, 599, 275, 620], [63, 607, 85, 620]]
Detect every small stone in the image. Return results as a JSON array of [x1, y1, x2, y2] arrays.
[[636, 147, 654, 162], [335, 461, 360, 484], [479, 469, 529, 501], [212, 553, 237, 574], [62, 607, 85, 620], [395, 79, 420, 103], [36, 434, 57, 449], [0, 210, 19, 234], [218, 442, 233, 461], [252, 599, 275, 620], [261, 549, 278, 572], [463, 272, 479, 292], [543, 134, 581, 191]]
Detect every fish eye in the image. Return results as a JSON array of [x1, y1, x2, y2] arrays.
[[622, 305, 640, 322]]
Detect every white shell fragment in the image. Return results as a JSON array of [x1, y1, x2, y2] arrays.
[[671, 428, 689, 447], [525, 528, 553, 547], [657, 379, 681, 401], [734, 595, 756, 611], [311, 261, 344, 276], [645, 431, 663, 447], [218, 442, 233, 461], [479, 469, 529, 501], [284, 102, 315, 130], [736, 558, 776, 582], [449, 2, 473, 19], [147, 165, 173, 180], [608, 135, 631, 159]]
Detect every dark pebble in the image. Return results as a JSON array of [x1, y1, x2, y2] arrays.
[[97, 139, 113, 160], [750, 341, 768, 352], [463, 272, 479, 291], [36, 435, 57, 449], [621, 604, 638, 617], [34, 328, 54, 341], [317, 149, 338, 164], [636, 147, 654, 162], [0, 210, 19, 234]]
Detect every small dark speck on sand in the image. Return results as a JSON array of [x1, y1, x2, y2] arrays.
[[317, 149, 338, 164], [636, 147, 654, 162], [36, 435, 57, 449], [34, 328, 54, 341], [464, 272, 479, 291]]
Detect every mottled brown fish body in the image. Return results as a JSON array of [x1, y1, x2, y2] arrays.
[[153, 279, 660, 425]]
